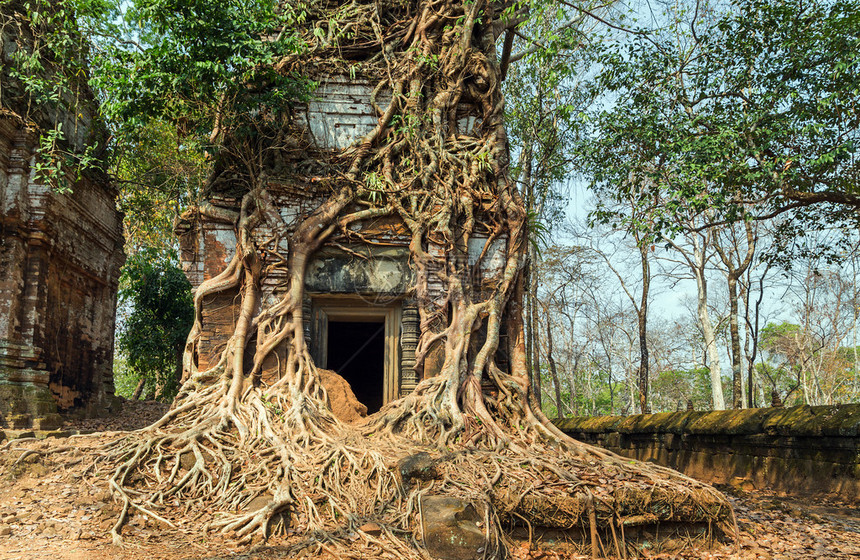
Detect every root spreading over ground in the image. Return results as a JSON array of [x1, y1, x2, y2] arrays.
[[94, 1, 735, 557]]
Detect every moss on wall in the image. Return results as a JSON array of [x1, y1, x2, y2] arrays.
[[558, 404, 860, 437], [554, 404, 860, 503]]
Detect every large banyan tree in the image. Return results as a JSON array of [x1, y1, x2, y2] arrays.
[[102, 0, 735, 556]]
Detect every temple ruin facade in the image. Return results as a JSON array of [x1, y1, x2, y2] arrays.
[[177, 76, 511, 417], [0, 3, 124, 430]]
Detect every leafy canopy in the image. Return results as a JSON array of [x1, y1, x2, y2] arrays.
[[574, 0, 860, 245], [90, 0, 310, 138]]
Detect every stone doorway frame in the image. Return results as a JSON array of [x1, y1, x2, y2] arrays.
[[308, 297, 402, 406]]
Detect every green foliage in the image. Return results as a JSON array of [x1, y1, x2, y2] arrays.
[[836, 346, 860, 370], [94, 0, 315, 244], [503, 2, 589, 229], [112, 353, 141, 399], [116, 249, 193, 401], [575, 0, 860, 256], [91, 0, 310, 141], [565, 382, 618, 417], [754, 362, 801, 406], [115, 119, 209, 253], [584, 388, 620, 416], [759, 319, 859, 405], [760, 321, 802, 353], [5, 0, 313, 192], [2, 0, 116, 191]]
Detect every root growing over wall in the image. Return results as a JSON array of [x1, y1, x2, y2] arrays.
[[96, 1, 735, 557]]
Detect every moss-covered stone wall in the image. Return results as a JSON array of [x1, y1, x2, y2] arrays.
[[554, 404, 860, 503]]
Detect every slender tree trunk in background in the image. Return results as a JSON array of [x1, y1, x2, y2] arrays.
[[801, 361, 810, 404], [545, 310, 563, 416], [525, 259, 533, 385], [743, 275, 754, 408], [637, 243, 650, 414], [587, 370, 595, 415], [743, 322, 751, 406], [853, 276, 859, 396], [528, 249, 542, 408], [131, 377, 146, 401], [854, 253, 859, 395], [715, 220, 756, 409], [743, 265, 767, 409], [694, 248, 725, 410], [743, 292, 754, 409], [593, 228, 650, 414], [565, 314, 579, 415], [519, 140, 542, 409], [853, 291, 859, 396], [569, 352, 580, 416], [628, 370, 636, 414], [608, 368, 614, 415], [727, 275, 744, 409]]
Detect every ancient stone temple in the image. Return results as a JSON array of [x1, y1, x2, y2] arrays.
[[177, 76, 510, 417], [0, 3, 125, 430]]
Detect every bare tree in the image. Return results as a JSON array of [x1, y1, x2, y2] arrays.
[[740, 253, 773, 408], [589, 225, 654, 413]]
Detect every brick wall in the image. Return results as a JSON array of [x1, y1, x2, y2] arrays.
[[0, 118, 124, 430]]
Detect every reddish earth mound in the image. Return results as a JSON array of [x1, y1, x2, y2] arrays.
[[318, 368, 367, 423]]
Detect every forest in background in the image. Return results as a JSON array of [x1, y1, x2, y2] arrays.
[[510, 0, 860, 416], [531, 215, 860, 417]]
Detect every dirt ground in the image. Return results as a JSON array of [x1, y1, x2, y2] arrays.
[[0, 400, 857, 560]]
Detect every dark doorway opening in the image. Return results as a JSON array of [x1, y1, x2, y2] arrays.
[[327, 320, 385, 414]]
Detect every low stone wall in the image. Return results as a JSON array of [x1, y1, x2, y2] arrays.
[[554, 405, 860, 503]]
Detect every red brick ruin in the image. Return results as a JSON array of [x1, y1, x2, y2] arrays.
[[0, 5, 124, 430]]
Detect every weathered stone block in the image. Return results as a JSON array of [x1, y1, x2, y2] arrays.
[[686, 408, 768, 435], [420, 496, 488, 560]]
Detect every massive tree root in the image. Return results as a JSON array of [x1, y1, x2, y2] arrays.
[[98, 1, 735, 557]]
